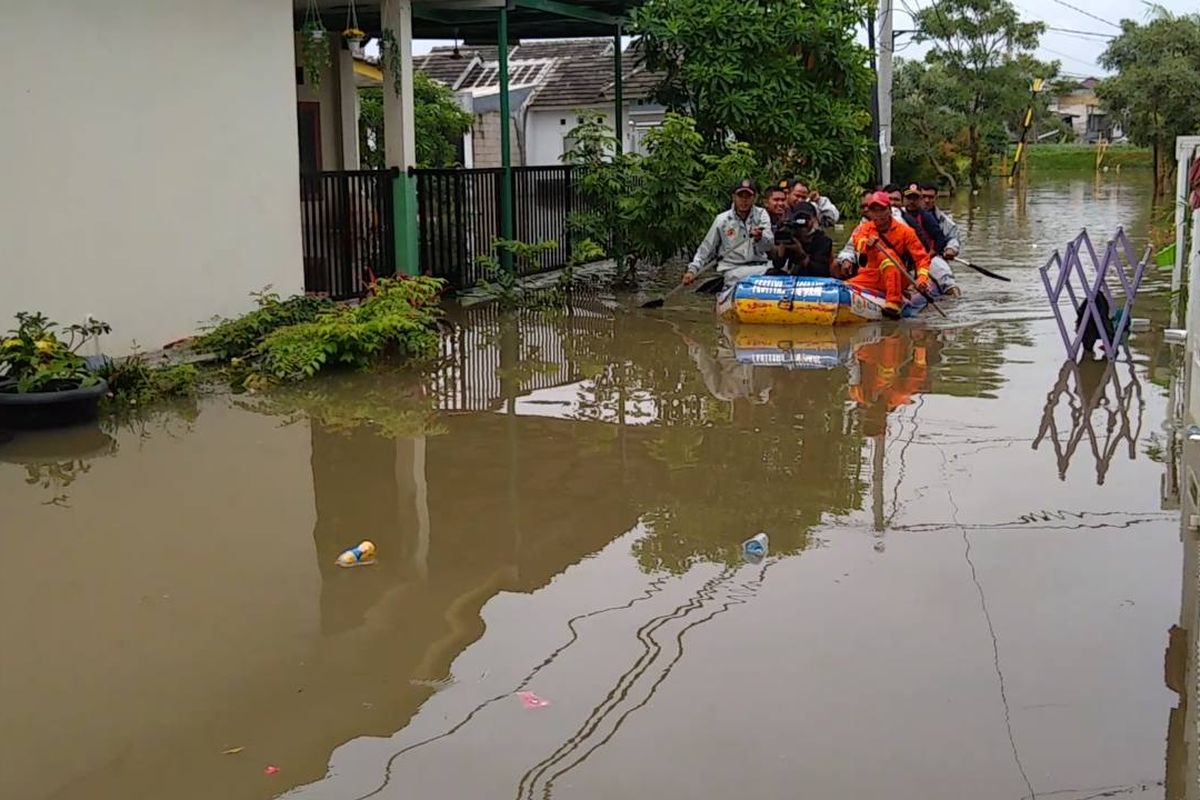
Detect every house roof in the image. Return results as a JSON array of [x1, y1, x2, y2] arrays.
[[412, 38, 659, 108]]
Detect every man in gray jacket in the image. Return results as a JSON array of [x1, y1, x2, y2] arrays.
[[682, 179, 775, 289]]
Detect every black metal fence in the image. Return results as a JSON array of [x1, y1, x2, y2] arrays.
[[300, 169, 396, 299], [413, 166, 578, 290]]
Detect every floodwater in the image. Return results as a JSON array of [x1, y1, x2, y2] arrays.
[[3, 172, 1197, 800]]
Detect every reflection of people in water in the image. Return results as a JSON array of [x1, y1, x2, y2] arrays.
[[848, 331, 934, 436], [684, 337, 774, 405]]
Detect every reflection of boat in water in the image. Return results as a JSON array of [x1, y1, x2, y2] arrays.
[[725, 323, 883, 370], [717, 275, 933, 326]]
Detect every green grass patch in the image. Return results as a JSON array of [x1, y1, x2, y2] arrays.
[[1024, 143, 1152, 171]]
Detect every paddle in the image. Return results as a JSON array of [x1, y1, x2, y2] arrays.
[[640, 280, 691, 309], [866, 239, 948, 319], [640, 272, 724, 308], [949, 257, 1011, 282]]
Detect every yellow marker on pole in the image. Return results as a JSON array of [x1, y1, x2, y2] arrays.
[[1009, 77, 1045, 186]]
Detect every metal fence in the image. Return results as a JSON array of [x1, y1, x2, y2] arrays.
[[413, 166, 578, 290], [300, 169, 396, 300]]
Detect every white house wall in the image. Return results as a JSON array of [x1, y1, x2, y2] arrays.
[[296, 35, 343, 172], [526, 108, 616, 166], [0, 0, 304, 354]]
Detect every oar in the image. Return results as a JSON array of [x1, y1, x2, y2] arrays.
[[950, 257, 1011, 282], [867, 240, 948, 319], [640, 280, 691, 309]]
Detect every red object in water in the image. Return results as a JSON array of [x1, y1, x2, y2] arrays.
[[264, 765, 280, 775], [518, 691, 550, 709]]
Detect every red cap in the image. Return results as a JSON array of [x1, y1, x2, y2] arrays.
[[866, 191, 892, 209]]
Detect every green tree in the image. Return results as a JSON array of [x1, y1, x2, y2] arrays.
[[912, 0, 1048, 189], [630, 0, 874, 196], [892, 59, 970, 190], [359, 72, 473, 169], [1097, 9, 1200, 196], [563, 113, 760, 277]]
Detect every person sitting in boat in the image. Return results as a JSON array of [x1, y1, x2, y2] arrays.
[[899, 183, 958, 296], [682, 179, 774, 289], [835, 188, 901, 271], [921, 182, 964, 266], [773, 201, 833, 278], [786, 180, 840, 228], [884, 183, 904, 209], [764, 184, 790, 226], [838, 191, 932, 319]]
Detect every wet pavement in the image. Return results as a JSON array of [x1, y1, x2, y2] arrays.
[[2, 173, 1195, 800]]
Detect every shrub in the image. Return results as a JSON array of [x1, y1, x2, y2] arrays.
[[254, 277, 445, 381], [194, 290, 333, 359], [96, 354, 201, 407]]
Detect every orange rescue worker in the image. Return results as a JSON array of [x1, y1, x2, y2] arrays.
[[838, 191, 932, 319]]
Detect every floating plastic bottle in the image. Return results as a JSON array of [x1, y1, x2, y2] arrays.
[[742, 532, 769, 562], [336, 540, 376, 567]]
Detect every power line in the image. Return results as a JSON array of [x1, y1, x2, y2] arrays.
[[1046, 25, 1115, 38], [1047, 0, 1122, 30], [1038, 45, 1103, 70]]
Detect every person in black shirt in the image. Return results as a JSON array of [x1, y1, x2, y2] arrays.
[[783, 201, 834, 277]]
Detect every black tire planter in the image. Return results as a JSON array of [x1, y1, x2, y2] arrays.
[[0, 378, 109, 430]]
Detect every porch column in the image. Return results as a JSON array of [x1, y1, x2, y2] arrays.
[[613, 26, 623, 154], [498, 6, 515, 271], [337, 44, 361, 170], [382, 0, 420, 275]]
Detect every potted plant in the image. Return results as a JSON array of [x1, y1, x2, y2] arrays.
[[343, 0, 365, 48], [299, 20, 332, 90], [0, 312, 111, 430]]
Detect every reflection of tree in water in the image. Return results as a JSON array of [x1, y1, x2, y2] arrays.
[[545, 312, 866, 573], [931, 323, 1029, 399], [241, 369, 445, 438]]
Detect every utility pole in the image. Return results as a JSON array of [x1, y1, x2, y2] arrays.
[[866, 5, 881, 186], [878, 0, 894, 186]]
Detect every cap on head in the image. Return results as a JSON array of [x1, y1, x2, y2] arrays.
[[903, 183, 921, 198], [793, 201, 818, 220], [732, 178, 758, 196], [866, 190, 892, 209]]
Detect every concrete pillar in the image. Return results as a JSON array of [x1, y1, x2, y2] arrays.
[[382, 0, 419, 275], [337, 44, 360, 170]]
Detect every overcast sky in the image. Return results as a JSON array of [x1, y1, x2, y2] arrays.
[[410, 0, 1193, 79]]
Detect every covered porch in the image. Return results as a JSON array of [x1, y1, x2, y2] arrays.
[[294, 0, 642, 296]]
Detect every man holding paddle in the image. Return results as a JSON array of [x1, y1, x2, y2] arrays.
[[838, 191, 932, 319], [682, 179, 774, 289]]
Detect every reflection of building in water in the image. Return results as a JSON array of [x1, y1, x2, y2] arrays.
[[1033, 358, 1144, 485], [433, 303, 614, 412], [1165, 355, 1200, 800]]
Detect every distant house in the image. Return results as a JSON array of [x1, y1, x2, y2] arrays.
[[1049, 77, 1123, 143], [413, 38, 664, 167]]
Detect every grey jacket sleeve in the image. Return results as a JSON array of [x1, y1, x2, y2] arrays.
[[688, 216, 723, 274], [753, 208, 774, 256], [836, 235, 857, 265], [816, 196, 840, 227], [940, 211, 961, 254]]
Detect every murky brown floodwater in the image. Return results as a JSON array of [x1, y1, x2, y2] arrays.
[[3, 173, 1196, 800]]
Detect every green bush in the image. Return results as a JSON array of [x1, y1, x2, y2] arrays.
[[96, 354, 200, 407], [194, 290, 333, 359], [254, 277, 445, 381]]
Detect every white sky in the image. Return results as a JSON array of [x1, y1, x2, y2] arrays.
[[410, 0, 1193, 79]]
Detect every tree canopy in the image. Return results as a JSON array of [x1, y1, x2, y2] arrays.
[[909, 0, 1053, 189], [359, 72, 473, 169], [1097, 8, 1200, 195], [630, 0, 874, 197]]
